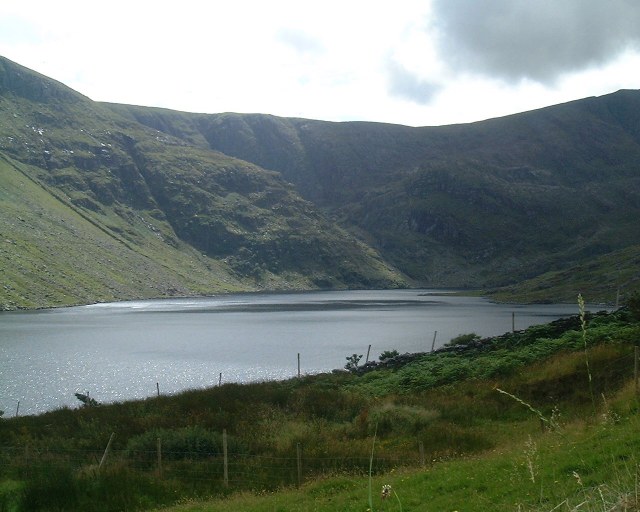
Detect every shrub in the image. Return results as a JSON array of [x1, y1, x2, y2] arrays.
[[19, 465, 78, 511], [345, 353, 363, 372], [290, 386, 366, 421], [379, 349, 399, 361], [365, 403, 439, 437], [446, 333, 481, 346]]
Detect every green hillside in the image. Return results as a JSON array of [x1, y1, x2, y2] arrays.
[[488, 244, 640, 304], [0, 154, 248, 309], [2, 54, 640, 308], [111, 94, 640, 298], [0, 56, 404, 309]]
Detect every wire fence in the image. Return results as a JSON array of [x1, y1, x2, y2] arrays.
[[1, 347, 637, 495], [0, 443, 421, 491]]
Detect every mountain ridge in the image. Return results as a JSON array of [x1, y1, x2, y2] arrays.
[[1, 55, 639, 308], [106, 89, 640, 296], [0, 56, 405, 309]]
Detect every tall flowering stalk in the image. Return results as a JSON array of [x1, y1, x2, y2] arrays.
[[495, 388, 550, 427], [578, 294, 596, 414], [368, 425, 377, 511], [369, 427, 403, 511], [381, 484, 403, 511]]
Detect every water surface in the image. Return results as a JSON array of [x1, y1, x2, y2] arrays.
[[0, 290, 591, 415]]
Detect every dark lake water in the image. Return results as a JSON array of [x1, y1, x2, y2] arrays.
[[0, 289, 594, 416]]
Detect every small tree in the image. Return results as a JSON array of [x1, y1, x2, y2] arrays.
[[75, 392, 99, 407], [345, 353, 363, 372], [446, 333, 481, 346], [379, 349, 399, 361]]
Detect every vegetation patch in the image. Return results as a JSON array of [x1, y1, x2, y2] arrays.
[[1, 301, 639, 510]]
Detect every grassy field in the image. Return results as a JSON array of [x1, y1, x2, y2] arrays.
[[1, 300, 639, 511], [156, 409, 640, 512]]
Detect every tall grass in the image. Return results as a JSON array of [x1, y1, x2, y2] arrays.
[[579, 293, 597, 415], [496, 295, 639, 511]]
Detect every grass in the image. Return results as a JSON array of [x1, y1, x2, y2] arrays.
[[487, 244, 640, 305], [5, 55, 640, 307], [150, 406, 640, 512], [0, 305, 639, 511], [0, 155, 252, 310], [1, 57, 408, 310]]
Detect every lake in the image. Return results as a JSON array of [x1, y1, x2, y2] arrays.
[[0, 289, 593, 416]]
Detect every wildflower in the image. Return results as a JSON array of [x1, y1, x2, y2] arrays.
[[573, 471, 583, 487], [381, 484, 392, 500]]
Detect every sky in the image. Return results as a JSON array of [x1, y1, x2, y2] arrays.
[[1, 0, 639, 127]]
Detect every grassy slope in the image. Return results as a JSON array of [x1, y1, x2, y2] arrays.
[[487, 244, 640, 305], [108, 94, 640, 296], [0, 56, 406, 309], [1, 307, 639, 511], [156, 311, 640, 512], [0, 154, 249, 309], [158, 411, 640, 512]]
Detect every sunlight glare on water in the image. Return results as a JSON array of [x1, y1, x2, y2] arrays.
[[0, 290, 595, 415]]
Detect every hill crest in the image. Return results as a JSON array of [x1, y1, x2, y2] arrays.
[[1, 54, 639, 307]]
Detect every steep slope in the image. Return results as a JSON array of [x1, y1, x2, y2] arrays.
[[0, 56, 405, 309], [486, 244, 640, 304], [0, 154, 246, 309], [110, 92, 640, 295], [3, 54, 639, 307]]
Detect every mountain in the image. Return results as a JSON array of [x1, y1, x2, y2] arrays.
[[1, 56, 639, 309], [0, 57, 403, 309], [108, 92, 640, 298]]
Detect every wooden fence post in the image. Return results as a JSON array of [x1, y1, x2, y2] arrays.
[[156, 382, 160, 397], [365, 344, 372, 364], [296, 443, 303, 487], [297, 353, 301, 378], [99, 432, 115, 471], [223, 429, 229, 488], [157, 437, 163, 478], [431, 331, 438, 352], [635, 346, 639, 397]]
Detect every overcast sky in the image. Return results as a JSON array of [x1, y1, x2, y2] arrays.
[[1, 0, 639, 127]]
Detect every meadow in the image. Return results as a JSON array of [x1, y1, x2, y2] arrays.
[[1, 297, 639, 511]]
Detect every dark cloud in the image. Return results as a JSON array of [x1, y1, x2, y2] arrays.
[[386, 59, 441, 104], [431, 0, 640, 83]]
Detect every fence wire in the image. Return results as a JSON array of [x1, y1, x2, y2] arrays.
[[0, 444, 417, 490]]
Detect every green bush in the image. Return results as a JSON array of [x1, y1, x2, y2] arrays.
[[19, 464, 78, 511], [366, 403, 439, 437], [446, 333, 481, 346], [290, 386, 365, 422], [379, 349, 399, 361], [0, 479, 22, 512]]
